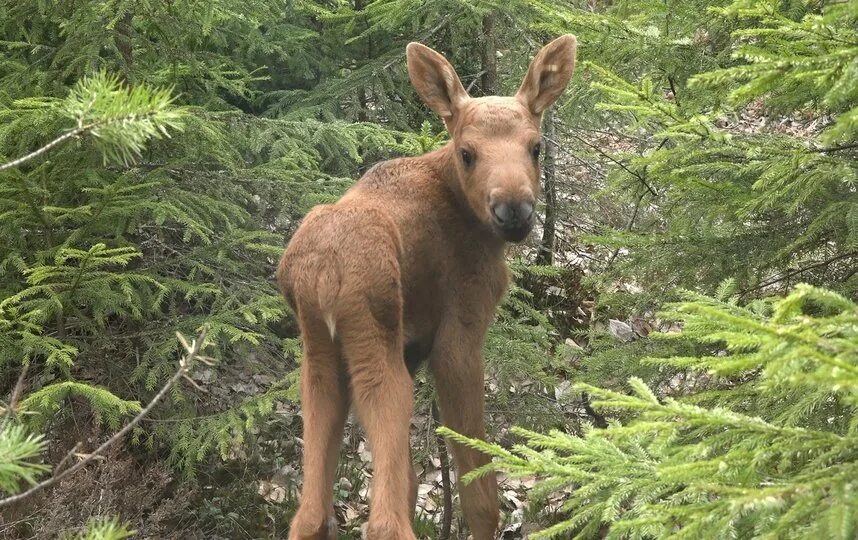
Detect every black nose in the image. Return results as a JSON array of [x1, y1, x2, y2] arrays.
[[491, 201, 534, 230]]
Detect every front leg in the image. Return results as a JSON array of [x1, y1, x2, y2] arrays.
[[430, 318, 499, 540]]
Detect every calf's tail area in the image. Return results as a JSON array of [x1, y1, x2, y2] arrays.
[[277, 251, 343, 339], [277, 205, 405, 346]]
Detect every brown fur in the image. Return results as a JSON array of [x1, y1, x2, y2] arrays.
[[278, 35, 577, 540]]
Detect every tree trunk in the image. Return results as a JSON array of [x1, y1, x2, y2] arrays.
[[355, 0, 370, 121], [536, 107, 557, 266], [480, 13, 497, 95], [113, 12, 134, 84]]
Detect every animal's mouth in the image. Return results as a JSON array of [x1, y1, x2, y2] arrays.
[[487, 199, 535, 243], [490, 216, 534, 243]]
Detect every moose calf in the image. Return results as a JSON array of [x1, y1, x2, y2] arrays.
[[278, 35, 577, 540]]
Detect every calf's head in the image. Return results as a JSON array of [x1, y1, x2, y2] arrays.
[[406, 35, 577, 242]]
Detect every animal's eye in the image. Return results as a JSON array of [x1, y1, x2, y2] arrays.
[[531, 142, 542, 160], [460, 149, 474, 167]]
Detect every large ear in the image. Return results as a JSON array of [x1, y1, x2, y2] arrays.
[[406, 43, 469, 122], [516, 35, 577, 115]]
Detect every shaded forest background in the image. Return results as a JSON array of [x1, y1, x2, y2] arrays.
[[0, 0, 856, 538]]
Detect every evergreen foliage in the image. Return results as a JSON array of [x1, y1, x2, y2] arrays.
[[0, 424, 49, 494], [445, 284, 858, 539], [72, 517, 135, 540], [575, 0, 858, 296]]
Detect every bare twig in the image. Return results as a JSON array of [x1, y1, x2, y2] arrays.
[[1, 363, 29, 423], [581, 393, 608, 429], [605, 187, 649, 270], [564, 128, 659, 197], [543, 134, 604, 179], [738, 252, 857, 297], [0, 328, 208, 509], [0, 108, 162, 173], [806, 142, 858, 153], [0, 126, 90, 172], [667, 75, 680, 107], [432, 400, 453, 540], [54, 442, 82, 474], [465, 71, 488, 94]]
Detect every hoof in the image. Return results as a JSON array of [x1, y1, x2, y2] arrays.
[[289, 514, 337, 540]]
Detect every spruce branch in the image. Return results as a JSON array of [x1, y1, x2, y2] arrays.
[[0, 328, 210, 509], [0, 125, 91, 172], [0, 71, 182, 172]]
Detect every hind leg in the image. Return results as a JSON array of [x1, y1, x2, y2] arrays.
[[289, 317, 350, 540], [340, 317, 416, 539]]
